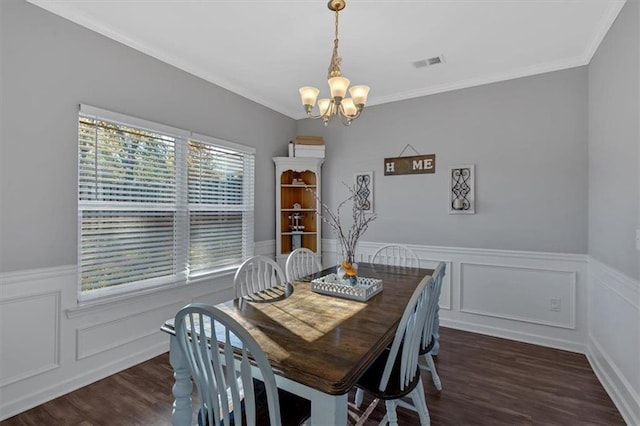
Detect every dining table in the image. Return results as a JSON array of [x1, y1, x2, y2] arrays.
[[161, 262, 433, 426]]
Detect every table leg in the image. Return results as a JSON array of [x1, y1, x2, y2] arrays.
[[169, 335, 193, 426], [273, 370, 349, 426], [310, 392, 348, 426]]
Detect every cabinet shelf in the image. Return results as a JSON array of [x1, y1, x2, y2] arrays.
[[281, 231, 317, 236], [281, 208, 316, 212], [281, 184, 317, 188]]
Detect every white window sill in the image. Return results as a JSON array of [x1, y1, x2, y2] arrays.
[[65, 267, 236, 319]]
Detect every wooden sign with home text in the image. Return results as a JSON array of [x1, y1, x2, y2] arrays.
[[384, 154, 436, 176]]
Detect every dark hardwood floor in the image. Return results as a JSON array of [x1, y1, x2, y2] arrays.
[[2, 327, 624, 426]]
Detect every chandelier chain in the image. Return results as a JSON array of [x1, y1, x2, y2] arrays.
[[328, 9, 342, 79]]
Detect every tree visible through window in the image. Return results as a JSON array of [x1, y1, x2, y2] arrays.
[[77, 105, 254, 299]]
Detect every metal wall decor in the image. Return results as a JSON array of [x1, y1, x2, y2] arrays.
[[354, 171, 374, 213], [449, 164, 475, 214]]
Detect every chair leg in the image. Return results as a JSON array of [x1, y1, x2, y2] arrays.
[[355, 388, 364, 408], [378, 413, 389, 426], [418, 352, 442, 391], [425, 353, 442, 391], [410, 378, 431, 426], [384, 400, 399, 426], [432, 311, 440, 355], [355, 398, 379, 426]]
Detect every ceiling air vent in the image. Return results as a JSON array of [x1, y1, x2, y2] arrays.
[[413, 55, 446, 69]]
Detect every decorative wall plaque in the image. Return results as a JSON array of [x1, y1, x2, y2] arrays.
[[384, 154, 436, 176]]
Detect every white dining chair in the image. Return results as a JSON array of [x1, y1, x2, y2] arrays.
[[371, 243, 421, 268], [174, 303, 310, 426], [418, 262, 446, 391], [285, 247, 322, 283], [356, 244, 435, 407], [234, 255, 287, 299], [372, 245, 444, 387], [353, 272, 437, 426]]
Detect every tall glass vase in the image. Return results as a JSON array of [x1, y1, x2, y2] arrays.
[[337, 248, 358, 285]]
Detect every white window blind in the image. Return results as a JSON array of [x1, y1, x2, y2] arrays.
[[187, 139, 255, 275], [78, 105, 255, 299]]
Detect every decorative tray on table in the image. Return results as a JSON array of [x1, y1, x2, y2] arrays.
[[311, 273, 383, 302]]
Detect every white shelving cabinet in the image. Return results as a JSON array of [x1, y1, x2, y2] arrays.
[[273, 157, 324, 269]]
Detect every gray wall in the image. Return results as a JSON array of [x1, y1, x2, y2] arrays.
[[297, 68, 588, 254], [0, 0, 295, 273], [588, 0, 639, 280]]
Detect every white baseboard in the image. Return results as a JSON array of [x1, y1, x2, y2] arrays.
[[587, 338, 640, 426], [440, 318, 585, 353]]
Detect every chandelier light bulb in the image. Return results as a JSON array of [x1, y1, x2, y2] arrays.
[[318, 98, 332, 116], [328, 76, 350, 100], [299, 86, 320, 107], [341, 98, 357, 117], [349, 85, 370, 106]]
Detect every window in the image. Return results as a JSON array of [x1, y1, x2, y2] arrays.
[[78, 105, 254, 300]]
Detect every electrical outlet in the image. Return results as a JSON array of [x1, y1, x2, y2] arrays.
[[550, 298, 561, 312]]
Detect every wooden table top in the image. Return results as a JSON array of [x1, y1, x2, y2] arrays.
[[164, 263, 432, 395]]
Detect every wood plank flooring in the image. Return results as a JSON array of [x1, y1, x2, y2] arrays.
[[2, 327, 625, 425]]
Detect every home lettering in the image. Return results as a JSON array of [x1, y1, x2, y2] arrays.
[[384, 154, 436, 176]]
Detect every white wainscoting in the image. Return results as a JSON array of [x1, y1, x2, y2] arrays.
[[323, 239, 588, 353], [323, 239, 638, 424], [0, 291, 61, 387], [75, 301, 179, 360], [587, 258, 640, 426], [459, 263, 576, 329], [0, 264, 237, 420], [1, 242, 636, 424]]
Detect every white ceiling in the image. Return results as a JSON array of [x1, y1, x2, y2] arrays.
[[27, 0, 625, 119]]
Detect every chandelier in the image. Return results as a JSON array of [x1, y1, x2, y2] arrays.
[[298, 0, 370, 126]]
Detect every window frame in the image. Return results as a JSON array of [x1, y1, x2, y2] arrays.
[[77, 105, 255, 302]]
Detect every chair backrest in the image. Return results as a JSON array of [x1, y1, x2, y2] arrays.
[[378, 272, 435, 393], [371, 244, 420, 268], [285, 248, 322, 283], [234, 256, 287, 298], [421, 262, 446, 350], [174, 303, 282, 426]]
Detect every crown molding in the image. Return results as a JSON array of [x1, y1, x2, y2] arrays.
[[366, 55, 590, 110], [581, 0, 627, 64], [28, 0, 625, 121]]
